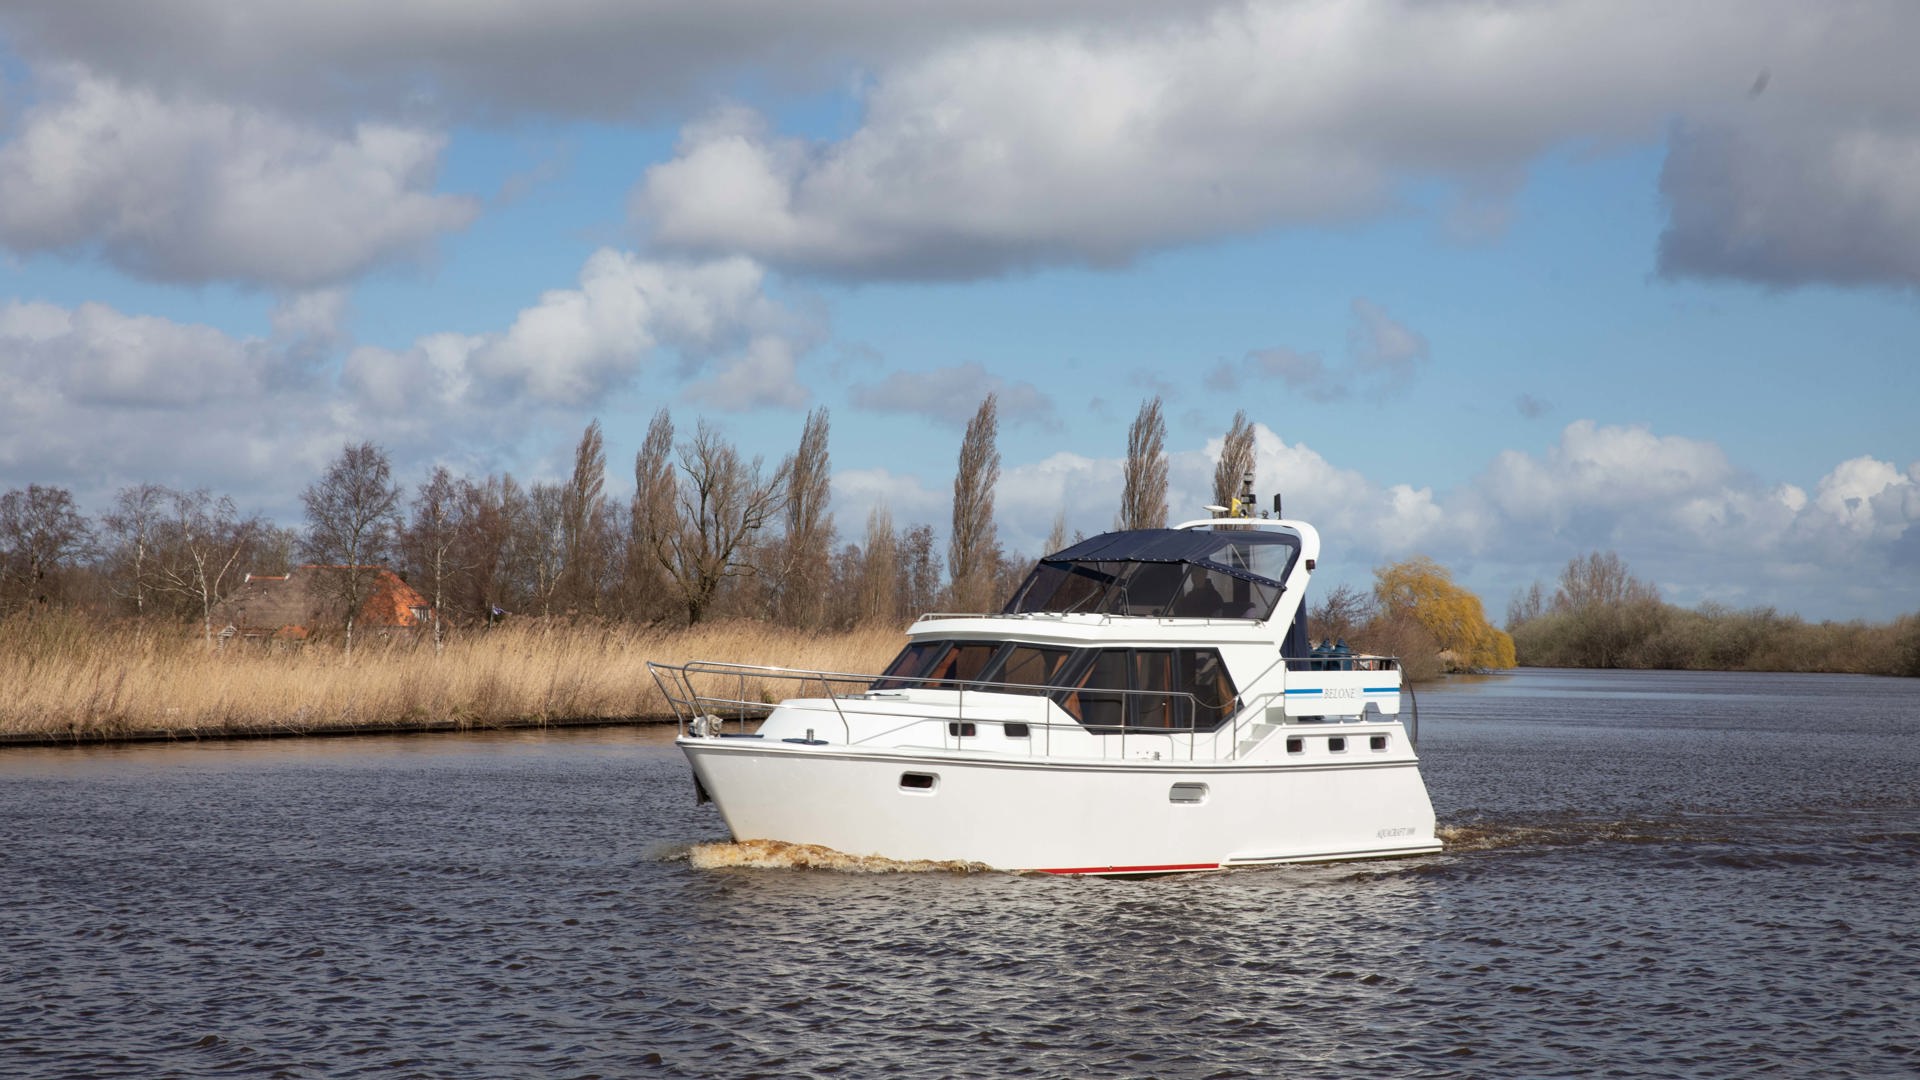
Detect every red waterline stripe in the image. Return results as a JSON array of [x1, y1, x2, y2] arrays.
[[1035, 862, 1221, 876]]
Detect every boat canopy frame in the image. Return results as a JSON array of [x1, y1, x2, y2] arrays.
[[1001, 527, 1301, 622]]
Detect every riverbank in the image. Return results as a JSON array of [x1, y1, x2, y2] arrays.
[[0, 614, 906, 746]]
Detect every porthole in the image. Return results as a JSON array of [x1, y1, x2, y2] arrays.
[[1370, 735, 1388, 750], [947, 721, 977, 737], [900, 772, 938, 792], [1169, 782, 1209, 804], [1286, 737, 1303, 753], [1328, 737, 1346, 752], [1003, 723, 1030, 738]]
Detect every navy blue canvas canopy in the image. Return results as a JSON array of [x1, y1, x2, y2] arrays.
[[1004, 526, 1306, 633], [1041, 528, 1295, 588]]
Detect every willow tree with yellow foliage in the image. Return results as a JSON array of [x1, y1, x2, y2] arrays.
[[1372, 556, 1516, 672]]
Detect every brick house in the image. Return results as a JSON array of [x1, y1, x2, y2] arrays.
[[211, 565, 435, 643]]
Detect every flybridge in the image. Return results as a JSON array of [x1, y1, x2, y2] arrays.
[[1001, 525, 1301, 621]]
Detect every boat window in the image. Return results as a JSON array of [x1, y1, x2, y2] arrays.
[[1131, 650, 1179, 728], [871, 640, 947, 690], [1050, 647, 1238, 732], [1179, 649, 1237, 728], [1111, 562, 1186, 616], [983, 645, 1074, 694], [1168, 567, 1235, 617], [923, 641, 1000, 686], [1055, 650, 1127, 730]]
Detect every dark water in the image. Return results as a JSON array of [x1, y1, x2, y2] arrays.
[[4, 668, 1918, 1078]]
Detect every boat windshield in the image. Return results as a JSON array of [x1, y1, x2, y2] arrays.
[[1002, 527, 1297, 620]]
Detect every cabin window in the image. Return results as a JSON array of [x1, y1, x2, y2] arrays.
[[1131, 650, 1175, 727], [1051, 647, 1238, 733], [871, 640, 946, 690], [925, 642, 999, 686], [1178, 649, 1236, 728], [1056, 650, 1128, 730], [981, 644, 1073, 694], [1371, 735, 1388, 750]]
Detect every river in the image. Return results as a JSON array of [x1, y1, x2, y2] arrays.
[[3, 668, 1917, 1078]]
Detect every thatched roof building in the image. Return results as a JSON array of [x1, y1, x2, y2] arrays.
[[212, 565, 433, 642]]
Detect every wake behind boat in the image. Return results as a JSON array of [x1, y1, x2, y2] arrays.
[[651, 503, 1440, 876]]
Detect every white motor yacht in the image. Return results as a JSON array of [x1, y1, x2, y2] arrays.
[[652, 508, 1441, 876]]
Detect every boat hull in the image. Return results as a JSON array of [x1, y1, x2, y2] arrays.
[[680, 739, 1441, 874]]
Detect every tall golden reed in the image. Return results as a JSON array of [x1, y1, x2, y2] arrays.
[[0, 611, 907, 743]]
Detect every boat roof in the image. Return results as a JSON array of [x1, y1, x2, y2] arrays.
[[1040, 526, 1298, 588]]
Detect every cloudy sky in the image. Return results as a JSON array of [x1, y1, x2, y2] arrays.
[[1, 0, 1916, 621]]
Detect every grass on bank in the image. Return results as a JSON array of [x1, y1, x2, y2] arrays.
[[0, 612, 908, 743]]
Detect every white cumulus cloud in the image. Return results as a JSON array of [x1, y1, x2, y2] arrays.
[[0, 72, 478, 288]]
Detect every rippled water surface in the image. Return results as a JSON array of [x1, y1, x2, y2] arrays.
[[5, 668, 1919, 1078]]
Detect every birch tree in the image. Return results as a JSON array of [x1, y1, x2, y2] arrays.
[[151, 489, 260, 644], [300, 441, 402, 655]]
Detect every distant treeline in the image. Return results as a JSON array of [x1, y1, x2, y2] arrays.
[[0, 397, 1277, 643], [1506, 552, 1920, 677]]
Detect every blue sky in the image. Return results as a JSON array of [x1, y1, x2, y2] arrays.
[[1, 1, 1916, 621]]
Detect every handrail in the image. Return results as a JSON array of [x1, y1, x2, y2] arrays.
[[649, 658, 1254, 762]]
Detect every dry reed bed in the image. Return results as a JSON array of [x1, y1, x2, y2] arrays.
[[0, 614, 906, 744]]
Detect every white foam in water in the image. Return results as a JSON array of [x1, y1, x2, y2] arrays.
[[685, 838, 994, 874]]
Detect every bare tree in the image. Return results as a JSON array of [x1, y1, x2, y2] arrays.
[[300, 441, 402, 655], [1118, 395, 1168, 531], [0, 484, 96, 614], [626, 409, 680, 623], [634, 416, 790, 625], [858, 502, 898, 626], [1554, 551, 1660, 611], [900, 523, 943, 618], [102, 483, 171, 617], [1308, 582, 1376, 645], [948, 393, 1001, 611], [774, 408, 833, 628], [150, 489, 261, 643], [1212, 409, 1257, 513], [399, 466, 462, 646], [1506, 581, 1545, 628], [451, 474, 521, 626], [520, 482, 569, 617], [556, 420, 609, 615], [1044, 510, 1069, 556]]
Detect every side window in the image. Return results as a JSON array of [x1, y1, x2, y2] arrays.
[[1053, 647, 1239, 731], [1180, 649, 1238, 729], [923, 642, 999, 686], [988, 645, 1073, 693], [1113, 563, 1185, 615], [1131, 650, 1179, 728], [871, 641, 945, 690], [1169, 567, 1234, 617], [1055, 650, 1126, 729]]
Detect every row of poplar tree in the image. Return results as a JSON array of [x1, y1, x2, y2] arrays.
[[0, 397, 1268, 634]]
